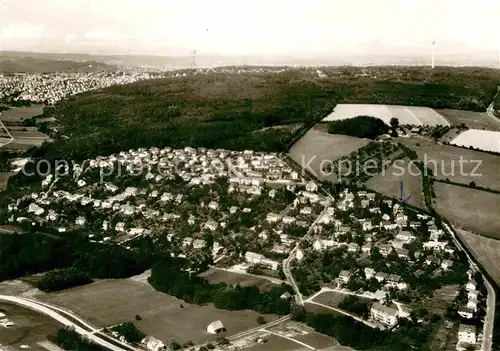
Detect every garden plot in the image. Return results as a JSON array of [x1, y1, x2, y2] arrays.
[[450, 129, 500, 153], [323, 104, 450, 126]]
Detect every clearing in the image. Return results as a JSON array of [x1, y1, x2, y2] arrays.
[[0, 302, 62, 351], [450, 129, 500, 153], [37, 278, 279, 346], [433, 182, 500, 238], [199, 268, 276, 291], [288, 128, 369, 182], [323, 104, 450, 126], [366, 157, 426, 209], [436, 109, 500, 131], [0, 106, 44, 123], [399, 137, 500, 191], [457, 228, 500, 285]]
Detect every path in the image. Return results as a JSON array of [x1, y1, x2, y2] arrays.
[[264, 329, 316, 350], [0, 113, 14, 149]]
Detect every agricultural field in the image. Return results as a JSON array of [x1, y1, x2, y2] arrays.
[[433, 182, 500, 238], [457, 228, 500, 285], [37, 278, 279, 346], [323, 104, 450, 126], [399, 137, 500, 191], [0, 302, 62, 351], [366, 157, 426, 209], [288, 128, 369, 182], [450, 129, 500, 153], [199, 268, 276, 291], [436, 109, 500, 131], [243, 334, 301, 351]]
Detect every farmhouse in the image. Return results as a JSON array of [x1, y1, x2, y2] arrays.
[[207, 320, 226, 335]]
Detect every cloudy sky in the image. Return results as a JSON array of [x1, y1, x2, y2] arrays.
[[1, 0, 499, 56]]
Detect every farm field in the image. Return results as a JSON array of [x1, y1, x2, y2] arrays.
[[0, 106, 44, 123], [0, 302, 62, 351], [450, 129, 500, 153], [323, 104, 450, 126], [433, 182, 500, 238], [436, 109, 500, 131], [457, 228, 500, 285], [399, 137, 500, 191], [37, 278, 279, 346], [199, 268, 276, 291], [288, 128, 369, 182], [294, 332, 353, 351], [243, 334, 303, 351], [366, 157, 426, 209]]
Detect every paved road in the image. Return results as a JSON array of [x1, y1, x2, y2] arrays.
[[283, 199, 331, 306], [443, 223, 495, 351], [0, 295, 137, 351]]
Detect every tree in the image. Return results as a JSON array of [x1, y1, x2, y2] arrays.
[[135, 314, 142, 321], [390, 118, 399, 129], [257, 315, 267, 325], [469, 181, 476, 188], [291, 304, 307, 322]]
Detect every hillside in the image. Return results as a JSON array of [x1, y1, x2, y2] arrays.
[[0, 57, 118, 73], [31, 66, 500, 162]]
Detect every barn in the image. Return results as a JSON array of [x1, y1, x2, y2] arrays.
[[206, 320, 226, 334]]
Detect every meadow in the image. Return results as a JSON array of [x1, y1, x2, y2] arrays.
[[37, 278, 279, 346], [450, 129, 500, 153], [437, 109, 500, 131]]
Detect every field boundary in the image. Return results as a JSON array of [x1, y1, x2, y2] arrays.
[[434, 179, 500, 195]]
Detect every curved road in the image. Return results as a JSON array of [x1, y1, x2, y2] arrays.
[[0, 113, 14, 149], [0, 295, 138, 351]]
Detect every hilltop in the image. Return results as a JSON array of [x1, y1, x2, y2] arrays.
[[31, 66, 500, 162]]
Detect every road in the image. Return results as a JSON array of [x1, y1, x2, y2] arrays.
[[0, 295, 138, 351], [283, 198, 332, 306], [0, 113, 14, 149], [443, 223, 495, 351]]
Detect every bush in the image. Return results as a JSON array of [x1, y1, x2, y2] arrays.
[[110, 322, 146, 343], [257, 316, 267, 325]]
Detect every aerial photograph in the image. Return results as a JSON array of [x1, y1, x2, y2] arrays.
[[1, 0, 500, 350]]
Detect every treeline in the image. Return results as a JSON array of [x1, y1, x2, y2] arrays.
[[0, 231, 158, 284], [149, 258, 291, 316], [36, 267, 93, 292], [51, 327, 104, 351], [327, 116, 389, 139], [291, 306, 436, 351]]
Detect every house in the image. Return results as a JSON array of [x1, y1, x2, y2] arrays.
[[375, 272, 388, 282], [300, 207, 312, 215], [378, 244, 393, 257], [396, 248, 409, 258], [115, 222, 126, 232], [370, 303, 398, 327], [305, 181, 318, 192], [28, 203, 44, 216], [296, 249, 304, 261], [208, 201, 219, 210], [466, 280, 477, 292], [207, 320, 226, 335], [142, 336, 165, 351], [204, 220, 219, 231], [282, 216, 296, 224], [348, 243, 359, 253], [193, 239, 206, 249], [339, 270, 351, 284], [468, 290, 479, 300], [280, 292, 292, 300], [441, 260, 454, 270], [396, 231, 415, 243], [467, 297, 478, 311], [457, 324, 476, 344], [266, 213, 282, 223], [362, 243, 372, 253], [229, 206, 238, 214], [75, 216, 86, 226], [458, 306, 474, 319]]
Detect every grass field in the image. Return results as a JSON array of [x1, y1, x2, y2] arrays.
[[37, 278, 279, 346], [436, 109, 500, 131], [199, 268, 276, 291], [0, 106, 44, 123], [366, 157, 426, 209], [434, 182, 500, 238], [0, 302, 62, 351], [457, 228, 500, 285], [294, 332, 353, 351], [323, 104, 450, 126], [399, 137, 500, 191], [288, 128, 369, 182], [450, 129, 500, 153]]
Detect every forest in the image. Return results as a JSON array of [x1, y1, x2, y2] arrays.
[[27, 66, 500, 163], [327, 116, 389, 139]]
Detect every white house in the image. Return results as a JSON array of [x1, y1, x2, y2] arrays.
[[207, 320, 226, 335], [28, 203, 44, 216], [266, 213, 282, 223], [364, 267, 375, 279], [75, 216, 86, 226], [370, 303, 398, 328], [339, 270, 351, 284], [142, 336, 165, 351]]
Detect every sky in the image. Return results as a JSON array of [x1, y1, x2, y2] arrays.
[[1, 0, 499, 56]]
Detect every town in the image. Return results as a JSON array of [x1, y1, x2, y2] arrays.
[[1, 145, 488, 351]]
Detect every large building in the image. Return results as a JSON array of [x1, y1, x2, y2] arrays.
[[457, 324, 476, 345], [370, 303, 398, 328], [207, 320, 226, 335]]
